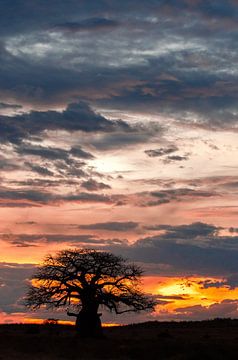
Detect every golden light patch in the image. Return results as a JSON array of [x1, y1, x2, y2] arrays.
[[159, 281, 198, 297], [142, 275, 238, 316]]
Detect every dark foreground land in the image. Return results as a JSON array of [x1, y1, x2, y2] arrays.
[[1, 319, 238, 359]]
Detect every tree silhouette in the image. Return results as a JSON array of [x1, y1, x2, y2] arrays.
[[25, 249, 156, 337]]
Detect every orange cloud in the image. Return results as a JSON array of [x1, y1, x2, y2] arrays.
[[142, 276, 238, 318]]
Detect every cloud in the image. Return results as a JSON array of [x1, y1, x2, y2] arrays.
[[54, 18, 119, 33], [88, 122, 162, 150], [0, 262, 34, 314], [81, 179, 111, 191], [145, 146, 178, 157], [0, 188, 55, 205], [101, 222, 238, 277], [18, 144, 71, 161], [157, 294, 190, 301], [2, 222, 228, 279], [16, 221, 37, 225], [174, 300, 238, 321], [109, 239, 238, 276], [14, 143, 95, 180], [198, 279, 228, 289], [79, 221, 139, 232], [0, 102, 133, 145], [0, 187, 114, 207], [166, 155, 189, 162], [63, 192, 113, 204], [144, 222, 220, 238], [9, 178, 79, 188], [199, 274, 238, 290], [0, 182, 218, 208], [24, 162, 54, 176], [137, 188, 216, 207], [0, 1, 236, 131], [0, 156, 19, 171], [70, 147, 95, 160], [1, 233, 127, 247], [0, 103, 22, 111]]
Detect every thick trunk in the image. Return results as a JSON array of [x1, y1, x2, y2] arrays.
[[75, 306, 103, 337]]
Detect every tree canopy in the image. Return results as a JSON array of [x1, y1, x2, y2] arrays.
[[26, 249, 156, 336]]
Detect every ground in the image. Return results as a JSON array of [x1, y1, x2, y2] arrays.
[[0, 319, 238, 359]]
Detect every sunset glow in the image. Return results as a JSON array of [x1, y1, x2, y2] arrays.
[[0, 0, 238, 325]]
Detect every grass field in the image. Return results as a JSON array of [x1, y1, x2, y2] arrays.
[[0, 319, 238, 359]]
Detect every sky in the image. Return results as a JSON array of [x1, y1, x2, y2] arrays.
[[0, 0, 238, 325]]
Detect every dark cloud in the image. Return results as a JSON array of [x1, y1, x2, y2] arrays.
[[224, 274, 238, 289], [18, 144, 70, 161], [0, 188, 55, 204], [145, 146, 178, 158], [0, 187, 114, 207], [198, 279, 227, 289], [70, 147, 95, 160], [1, 233, 127, 248], [223, 182, 238, 190], [0, 184, 218, 208], [105, 186, 216, 209], [0, 102, 132, 145], [144, 222, 220, 238], [166, 155, 189, 162], [1, 234, 97, 247], [157, 294, 190, 301], [151, 188, 214, 198], [0, 1, 236, 130], [139, 188, 216, 207], [79, 221, 139, 232], [172, 300, 238, 321], [54, 18, 119, 33], [63, 192, 113, 204], [89, 122, 161, 150], [9, 178, 79, 188], [134, 175, 238, 193], [50, 159, 87, 179], [99, 222, 238, 277], [16, 221, 37, 225], [196, 1, 236, 19], [107, 238, 238, 277], [0, 103, 22, 110], [15, 143, 95, 180], [0, 262, 34, 314], [24, 162, 54, 176], [0, 157, 19, 171], [81, 179, 111, 191]]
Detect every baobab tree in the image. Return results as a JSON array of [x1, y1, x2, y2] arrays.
[[25, 249, 156, 337]]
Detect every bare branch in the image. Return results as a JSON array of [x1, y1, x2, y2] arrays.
[[25, 249, 157, 317]]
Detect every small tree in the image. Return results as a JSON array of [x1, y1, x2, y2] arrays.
[[25, 249, 156, 337]]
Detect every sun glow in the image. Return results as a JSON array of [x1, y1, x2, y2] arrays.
[[159, 281, 198, 297], [142, 275, 238, 318]]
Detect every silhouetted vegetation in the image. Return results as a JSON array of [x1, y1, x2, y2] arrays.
[[25, 249, 156, 337], [1, 319, 238, 359]]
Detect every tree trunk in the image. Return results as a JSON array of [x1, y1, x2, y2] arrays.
[[75, 307, 103, 338]]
